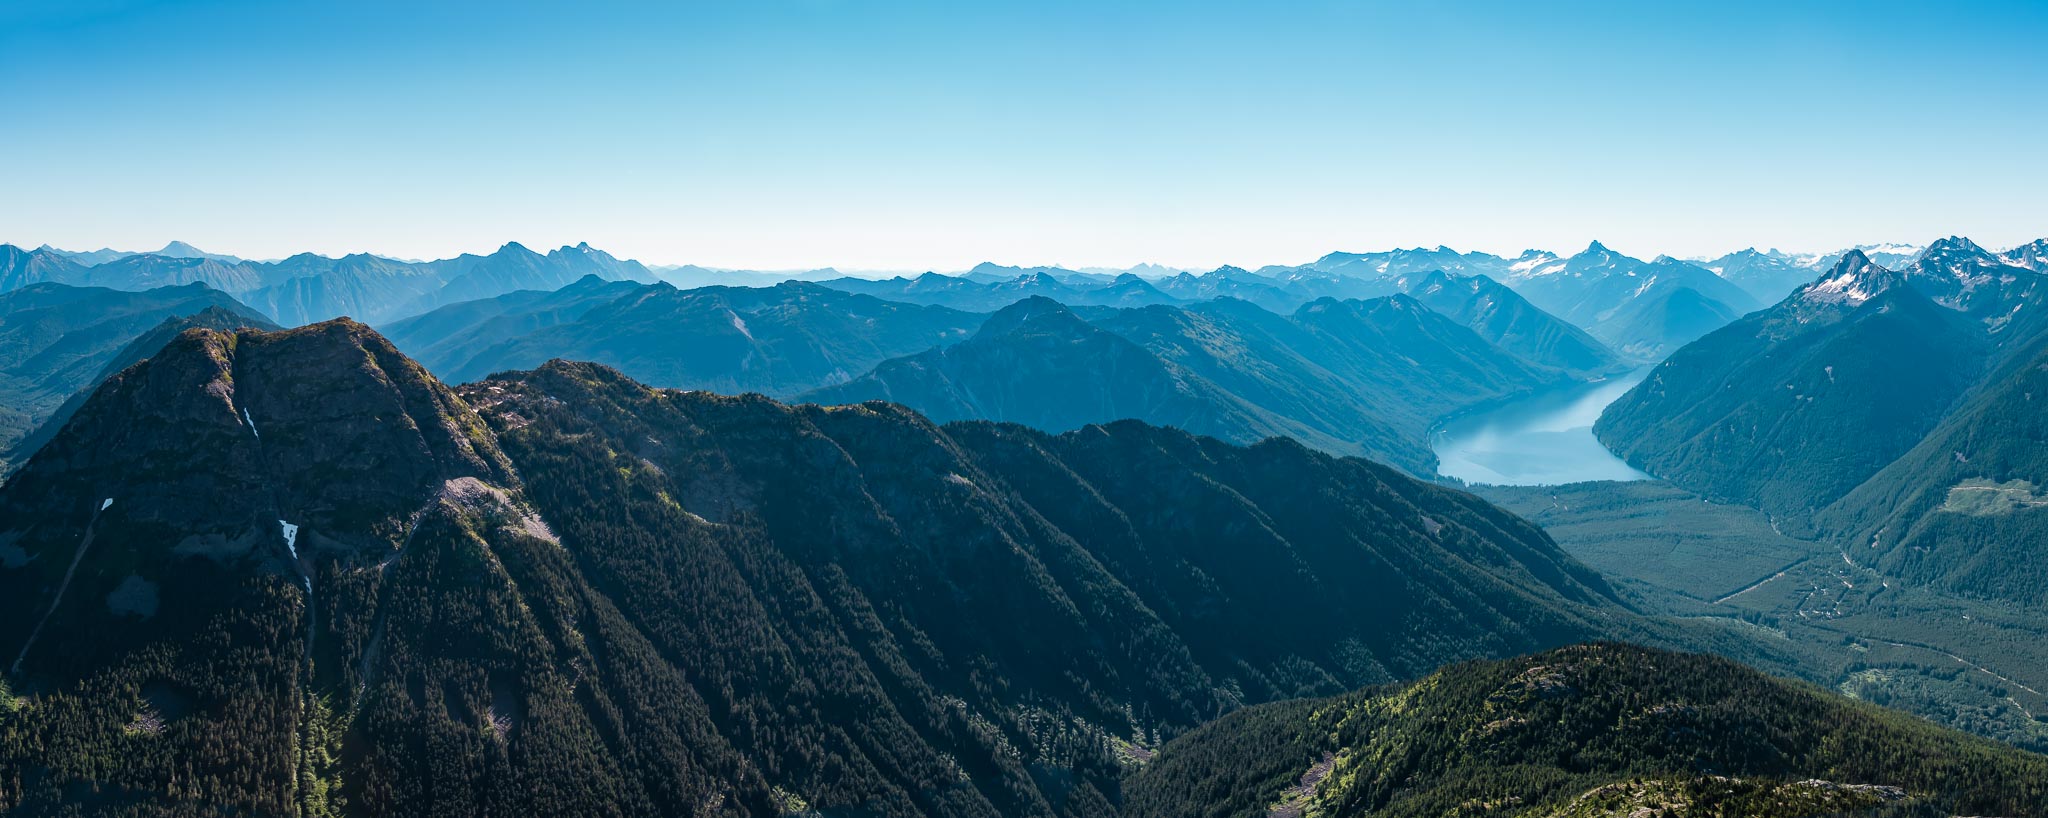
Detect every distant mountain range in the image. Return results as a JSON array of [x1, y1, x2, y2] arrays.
[[819, 265, 1397, 313], [38, 240, 246, 266], [1598, 235, 2048, 604], [6, 239, 1945, 352], [1494, 242, 1764, 358], [1, 241, 665, 326], [378, 274, 1623, 475], [1692, 244, 1925, 303], [804, 294, 1587, 474], [383, 279, 985, 394], [822, 242, 1926, 360], [1397, 270, 1621, 373]]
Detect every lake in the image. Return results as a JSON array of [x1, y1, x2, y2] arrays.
[[1432, 368, 1654, 486]]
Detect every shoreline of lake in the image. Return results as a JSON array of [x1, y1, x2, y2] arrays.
[[1432, 367, 1654, 486]]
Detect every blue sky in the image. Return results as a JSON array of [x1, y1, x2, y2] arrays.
[[2, 0, 2044, 270]]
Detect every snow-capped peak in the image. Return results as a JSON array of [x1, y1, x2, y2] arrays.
[[1799, 250, 1895, 307], [1916, 236, 1989, 262], [2003, 239, 2048, 272], [1504, 250, 1564, 280]]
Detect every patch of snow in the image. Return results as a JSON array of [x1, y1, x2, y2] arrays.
[[242, 407, 259, 438], [101, 498, 113, 511], [278, 520, 310, 595], [728, 310, 752, 339], [1803, 270, 1879, 305]]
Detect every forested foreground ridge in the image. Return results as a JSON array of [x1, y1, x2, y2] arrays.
[[1125, 644, 2048, 818], [0, 282, 276, 474], [0, 318, 1654, 817]]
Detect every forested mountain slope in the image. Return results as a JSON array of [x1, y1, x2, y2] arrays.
[[376, 274, 646, 378], [405, 281, 985, 393], [2, 305, 279, 474], [1399, 271, 1622, 372], [0, 320, 1637, 817], [806, 295, 1567, 474], [801, 296, 1321, 458], [0, 282, 274, 474], [1596, 252, 1994, 526], [1125, 644, 2048, 818], [1823, 326, 2048, 605], [1600, 238, 2048, 561]]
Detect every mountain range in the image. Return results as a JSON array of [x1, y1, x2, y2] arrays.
[[818, 242, 1803, 361], [2, 249, 2045, 815], [802, 294, 1580, 474], [1598, 236, 2048, 604], [383, 279, 985, 394], [1498, 243, 1763, 358], [0, 242, 663, 326], [1397, 270, 1622, 373], [38, 240, 246, 267], [6, 239, 1956, 372], [819, 265, 1399, 314], [376, 274, 1622, 475], [0, 318, 1638, 817]]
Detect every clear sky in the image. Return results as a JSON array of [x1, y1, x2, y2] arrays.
[[3, 0, 2044, 270]]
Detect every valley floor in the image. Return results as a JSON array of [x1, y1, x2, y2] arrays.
[[1477, 479, 2048, 752]]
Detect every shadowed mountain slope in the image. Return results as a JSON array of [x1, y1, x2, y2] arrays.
[[0, 321, 1636, 817], [805, 295, 1567, 474], [1399, 270, 1623, 373], [0, 282, 274, 474], [424, 281, 985, 393], [1596, 252, 1993, 527]]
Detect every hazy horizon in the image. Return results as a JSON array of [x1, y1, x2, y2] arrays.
[[5, 0, 2045, 270], [4, 235, 1993, 277]]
